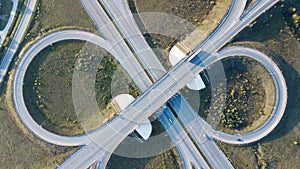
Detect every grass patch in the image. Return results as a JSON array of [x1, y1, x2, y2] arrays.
[[221, 57, 274, 133], [133, 0, 214, 25], [0, 97, 78, 168], [193, 57, 273, 133], [24, 0, 97, 43], [74, 42, 140, 131], [23, 40, 86, 136], [0, 60, 79, 169], [0, 0, 13, 30]]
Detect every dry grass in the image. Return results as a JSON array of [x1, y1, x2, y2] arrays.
[[0, 55, 78, 169], [24, 0, 97, 42]]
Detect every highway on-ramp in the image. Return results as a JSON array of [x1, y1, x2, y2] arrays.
[[209, 46, 287, 144], [168, 45, 287, 166], [8, 1, 206, 168], [97, 0, 265, 168], [162, 0, 285, 147], [13, 29, 118, 146]]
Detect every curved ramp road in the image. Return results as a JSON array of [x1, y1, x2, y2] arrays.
[[13, 28, 209, 168], [210, 46, 287, 144], [75, 0, 283, 164], [13, 29, 118, 146]]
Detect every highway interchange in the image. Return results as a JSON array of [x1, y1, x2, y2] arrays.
[[0, 0, 287, 168]]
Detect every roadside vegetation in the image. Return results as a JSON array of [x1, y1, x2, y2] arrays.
[[73, 43, 140, 131], [0, 97, 78, 168], [216, 1, 300, 168], [220, 57, 267, 130], [23, 41, 86, 136], [133, 0, 214, 25], [23, 0, 96, 44], [284, 1, 300, 43], [0, 0, 13, 30]]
